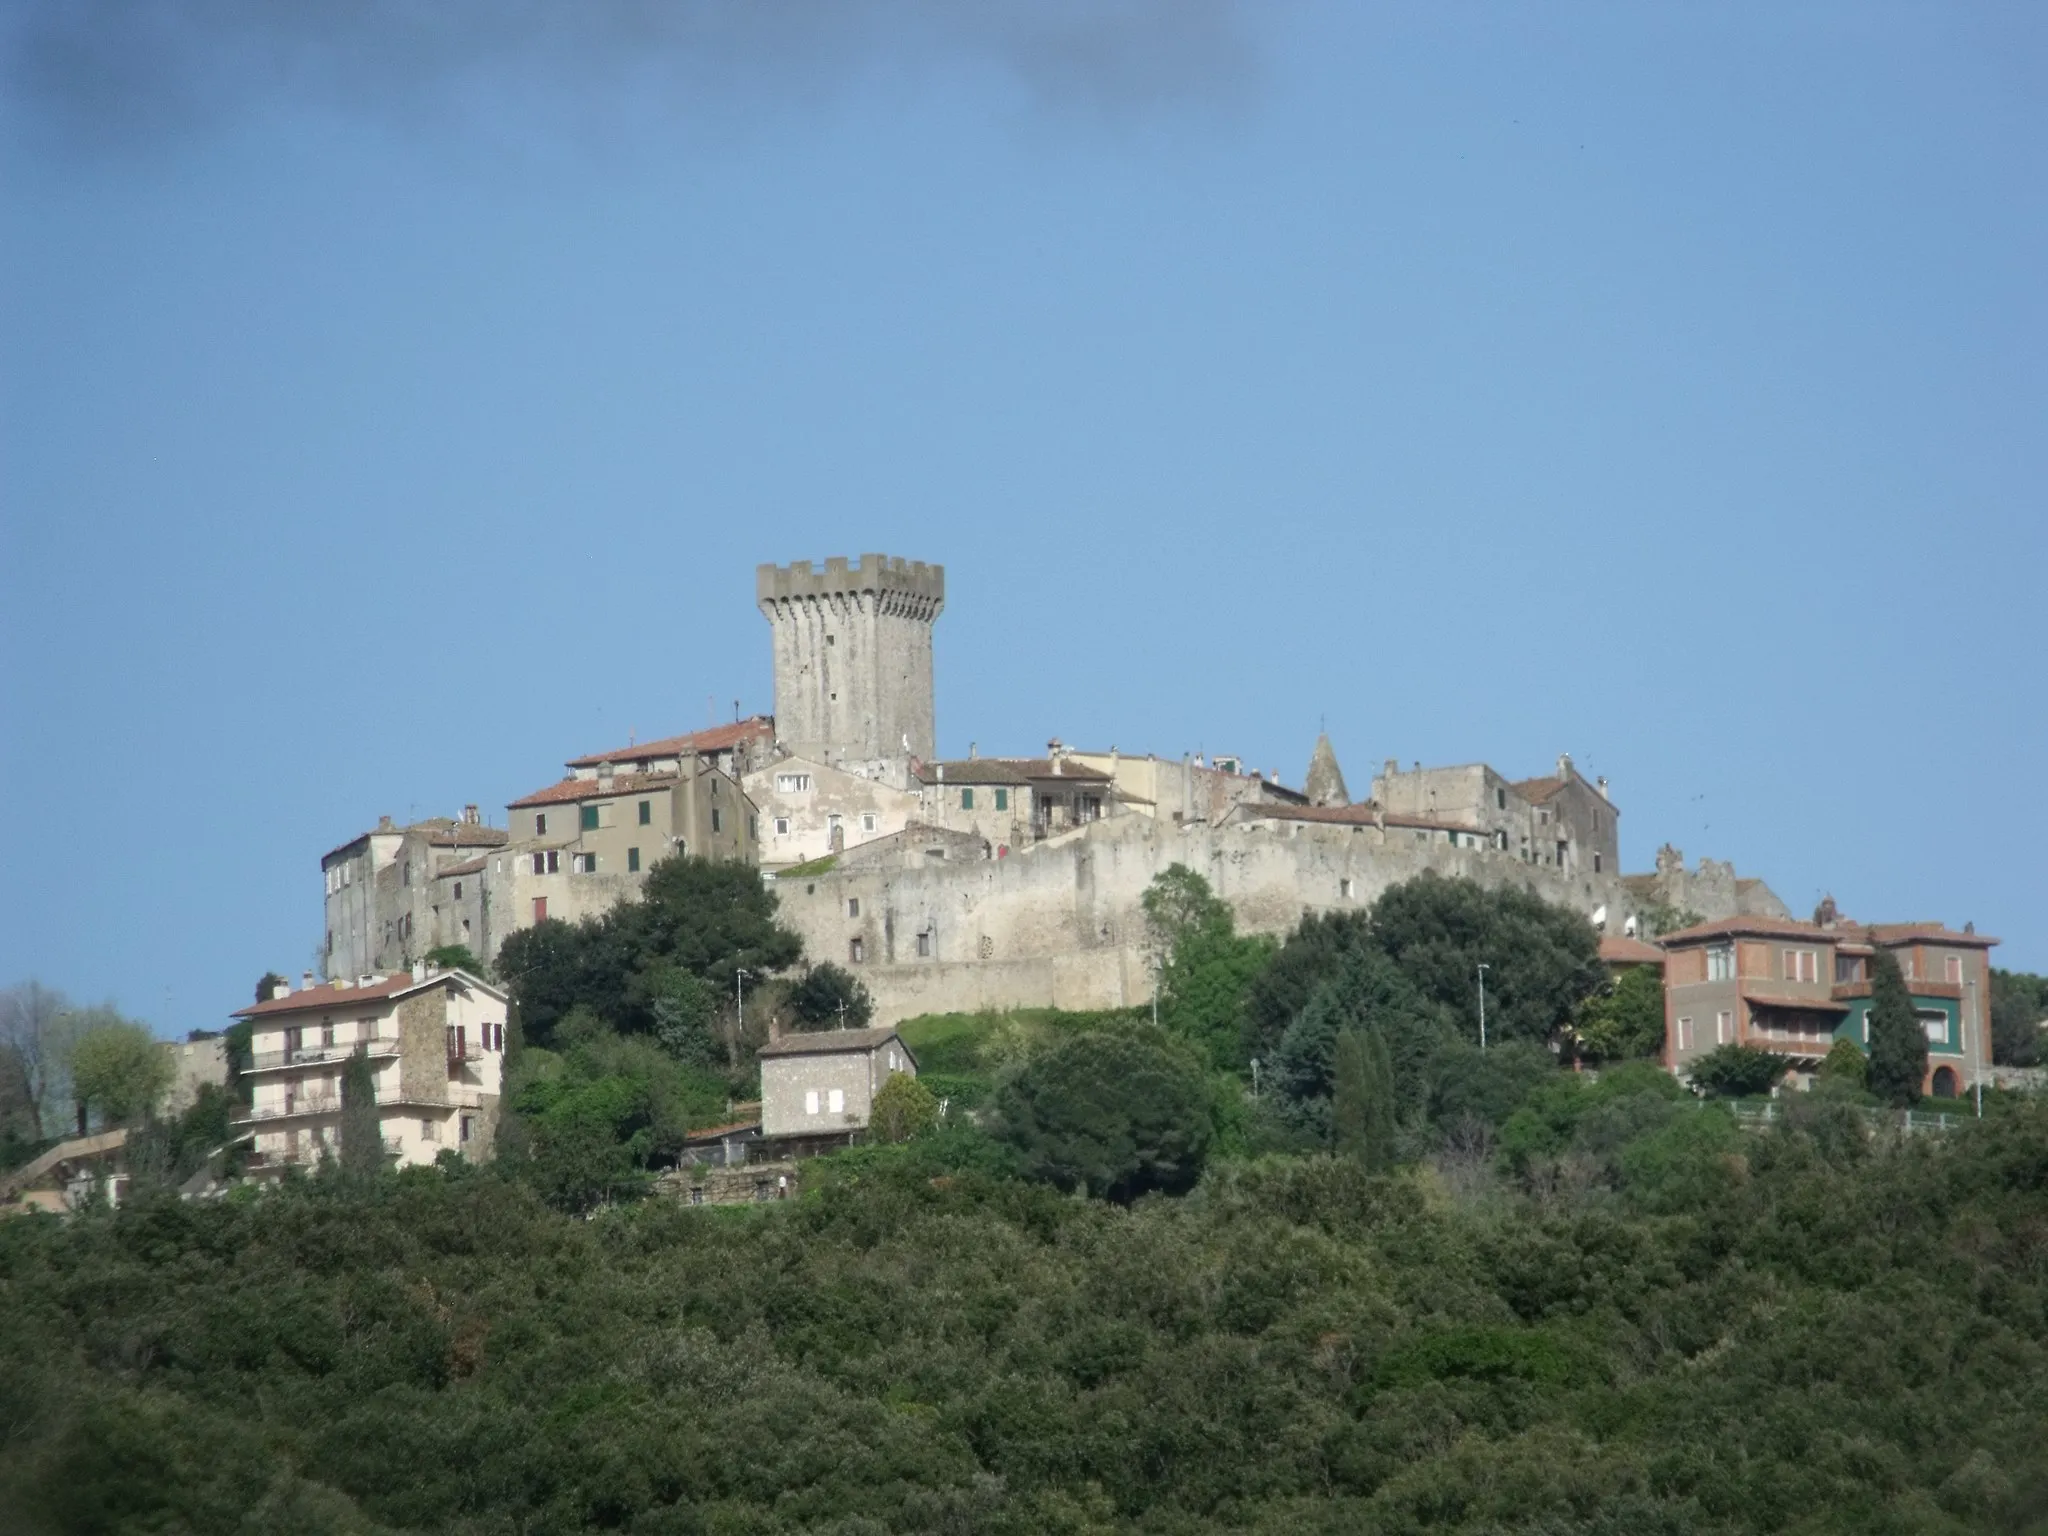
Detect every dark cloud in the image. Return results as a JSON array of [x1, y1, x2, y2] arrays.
[[2, 0, 1260, 149]]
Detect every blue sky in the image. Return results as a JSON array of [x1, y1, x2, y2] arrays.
[[2, 1, 2042, 1032]]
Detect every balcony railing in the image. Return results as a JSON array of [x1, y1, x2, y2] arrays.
[[246, 1137, 406, 1169], [246, 1039, 401, 1073], [233, 1085, 489, 1126]]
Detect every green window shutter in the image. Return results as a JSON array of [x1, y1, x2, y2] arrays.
[[994, 788, 1008, 811], [638, 800, 651, 825], [627, 847, 640, 873], [580, 804, 600, 831], [961, 788, 974, 810]]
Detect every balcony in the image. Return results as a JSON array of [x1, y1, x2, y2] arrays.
[[245, 1137, 405, 1169], [232, 1085, 487, 1127], [246, 1039, 402, 1074]]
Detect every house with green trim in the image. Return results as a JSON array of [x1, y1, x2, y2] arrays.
[[1659, 915, 1997, 1098]]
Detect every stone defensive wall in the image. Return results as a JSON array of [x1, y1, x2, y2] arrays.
[[773, 813, 1638, 1025]]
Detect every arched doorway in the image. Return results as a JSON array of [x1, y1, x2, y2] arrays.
[[1931, 1067, 1959, 1099]]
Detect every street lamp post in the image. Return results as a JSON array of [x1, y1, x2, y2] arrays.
[[1477, 963, 1490, 1052]]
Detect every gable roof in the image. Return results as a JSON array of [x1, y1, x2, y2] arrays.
[[234, 969, 504, 1019], [757, 1026, 915, 1065], [1656, 914, 1832, 946], [1000, 758, 1113, 783], [915, 760, 1032, 786], [508, 769, 682, 810], [1510, 776, 1567, 804], [566, 717, 773, 769], [434, 856, 487, 880]]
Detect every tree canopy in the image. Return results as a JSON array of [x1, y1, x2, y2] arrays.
[[1866, 948, 1929, 1107], [66, 1021, 171, 1130], [993, 1026, 1215, 1201]]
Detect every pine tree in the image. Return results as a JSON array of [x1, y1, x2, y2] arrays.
[[1866, 947, 1927, 1108], [339, 1046, 384, 1179]]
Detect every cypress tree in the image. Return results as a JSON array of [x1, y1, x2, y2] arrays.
[[1866, 947, 1927, 1108], [1333, 1027, 1397, 1172], [339, 1046, 384, 1179]]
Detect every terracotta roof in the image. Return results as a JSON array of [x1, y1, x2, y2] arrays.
[[234, 969, 504, 1019], [1231, 801, 1483, 835], [1744, 994, 1851, 1013], [434, 857, 487, 879], [1658, 914, 1835, 946], [1511, 776, 1567, 804], [1600, 935, 1666, 966], [997, 758, 1114, 783], [916, 760, 1032, 786], [1863, 923, 1999, 949], [757, 1026, 916, 1065], [425, 826, 508, 849], [508, 770, 680, 810], [566, 717, 773, 769]]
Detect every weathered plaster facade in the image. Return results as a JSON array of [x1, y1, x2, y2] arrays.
[[1371, 754, 1621, 877], [744, 754, 922, 869], [757, 1026, 917, 1138], [322, 810, 509, 981]]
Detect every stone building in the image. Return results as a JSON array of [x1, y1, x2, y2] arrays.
[[758, 1026, 917, 1140], [1371, 753, 1621, 877], [743, 753, 922, 870], [758, 555, 944, 772], [489, 754, 757, 944], [230, 965, 507, 1173], [1659, 915, 1996, 1097], [322, 809, 509, 981], [1623, 843, 1790, 932], [1065, 747, 1308, 826]]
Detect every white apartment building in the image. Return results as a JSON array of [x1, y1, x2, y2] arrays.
[[231, 965, 507, 1173]]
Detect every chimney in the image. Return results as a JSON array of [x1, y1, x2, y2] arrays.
[[1558, 752, 1573, 779], [463, 803, 480, 825], [598, 759, 615, 787], [412, 960, 427, 983], [1384, 759, 1398, 778], [271, 976, 291, 1000], [300, 970, 314, 992], [968, 741, 978, 759], [1595, 776, 1608, 797]]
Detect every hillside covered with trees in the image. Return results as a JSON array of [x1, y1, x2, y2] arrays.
[[2, 860, 2045, 1533]]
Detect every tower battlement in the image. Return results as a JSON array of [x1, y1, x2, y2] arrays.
[[758, 553, 944, 767], [757, 554, 945, 611]]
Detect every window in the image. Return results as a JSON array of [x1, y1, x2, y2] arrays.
[[827, 633, 836, 646], [580, 804, 600, 831], [321, 1021, 335, 1048], [994, 788, 1009, 812], [1921, 1010, 1948, 1044], [711, 808, 722, 833], [1944, 955, 1963, 984], [573, 852, 597, 874], [402, 861, 411, 886], [847, 898, 860, 918], [1496, 787, 1507, 810], [861, 813, 877, 833], [916, 931, 932, 958], [1677, 1016, 1694, 1051], [533, 897, 548, 923], [1593, 854, 1602, 874], [828, 1088, 845, 1114], [1900, 953, 1916, 980], [462, 919, 471, 940], [1340, 878, 1353, 899], [531, 851, 559, 875], [849, 937, 865, 963], [776, 773, 811, 793], [961, 788, 975, 810], [421, 1118, 438, 1143], [773, 816, 790, 836], [1783, 949, 1818, 983], [627, 847, 640, 873], [1835, 953, 1865, 983], [460, 1115, 473, 1144], [1706, 945, 1735, 981], [453, 881, 463, 900], [535, 813, 547, 836], [638, 800, 652, 825], [1716, 1010, 1733, 1045], [804, 1090, 820, 1115]]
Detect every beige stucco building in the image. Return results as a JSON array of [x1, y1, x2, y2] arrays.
[[744, 754, 922, 870], [757, 1026, 917, 1139], [230, 966, 507, 1172]]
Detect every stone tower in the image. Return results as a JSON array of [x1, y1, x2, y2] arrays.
[[1304, 733, 1350, 807], [757, 554, 945, 767]]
